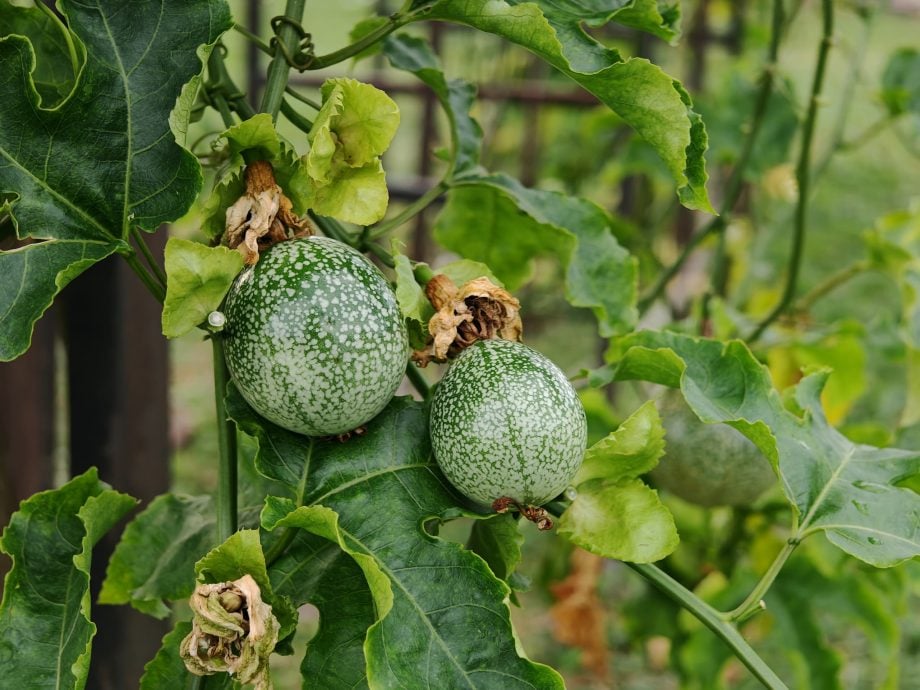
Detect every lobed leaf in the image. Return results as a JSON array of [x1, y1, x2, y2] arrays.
[[558, 401, 678, 562], [0, 469, 136, 688], [99, 493, 218, 618], [419, 0, 712, 211], [604, 330, 920, 567], [0, 0, 231, 360], [435, 173, 638, 336], [229, 394, 565, 689]]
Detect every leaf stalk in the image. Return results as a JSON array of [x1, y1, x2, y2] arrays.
[[212, 336, 238, 542], [725, 539, 798, 623]]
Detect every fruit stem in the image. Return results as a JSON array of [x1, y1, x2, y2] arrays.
[[260, 0, 307, 119], [747, 0, 835, 343], [212, 336, 239, 541], [627, 562, 788, 688], [724, 538, 798, 623]]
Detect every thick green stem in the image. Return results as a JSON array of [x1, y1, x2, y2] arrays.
[[627, 563, 788, 688], [261, 0, 307, 119], [748, 0, 835, 343], [212, 336, 238, 542], [122, 251, 166, 303], [368, 181, 448, 240], [639, 0, 785, 316], [726, 540, 798, 623]]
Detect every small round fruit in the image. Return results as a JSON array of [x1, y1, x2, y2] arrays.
[[430, 339, 587, 507], [222, 236, 409, 436], [651, 390, 775, 507]]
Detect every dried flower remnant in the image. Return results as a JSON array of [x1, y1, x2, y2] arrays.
[[180, 574, 279, 690], [413, 275, 523, 366], [223, 160, 314, 265]]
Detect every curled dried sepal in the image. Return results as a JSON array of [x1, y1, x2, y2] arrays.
[[223, 161, 314, 265], [492, 496, 553, 531], [413, 275, 522, 366], [180, 574, 279, 690]]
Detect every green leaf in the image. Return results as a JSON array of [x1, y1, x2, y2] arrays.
[[421, 0, 712, 211], [267, 529, 374, 690], [435, 173, 638, 336], [301, 78, 399, 225], [99, 494, 217, 618], [161, 238, 244, 338], [382, 33, 482, 176], [195, 529, 298, 641], [881, 47, 920, 117], [466, 513, 525, 584], [0, 239, 119, 361], [0, 468, 136, 688], [0, 1, 83, 105], [232, 396, 565, 688], [558, 401, 678, 562], [0, 0, 231, 360], [605, 330, 920, 567]]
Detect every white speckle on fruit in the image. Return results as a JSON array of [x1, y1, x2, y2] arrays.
[[429, 339, 587, 507], [223, 236, 409, 436]]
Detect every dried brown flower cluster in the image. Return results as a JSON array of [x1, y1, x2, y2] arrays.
[[413, 275, 523, 366], [223, 160, 314, 265]]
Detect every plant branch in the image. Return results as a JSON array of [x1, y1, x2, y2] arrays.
[[233, 22, 271, 54], [280, 98, 314, 133], [122, 251, 165, 303], [285, 85, 322, 110], [793, 259, 870, 313], [627, 563, 787, 688], [305, 15, 406, 70], [725, 539, 798, 623], [748, 0, 835, 343], [638, 0, 785, 316], [212, 336, 238, 542], [368, 181, 448, 240], [261, 0, 307, 119], [131, 226, 167, 288]]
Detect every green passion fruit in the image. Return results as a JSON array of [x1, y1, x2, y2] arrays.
[[430, 339, 587, 508], [222, 236, 409, 436], [651, 389, 776, 507]]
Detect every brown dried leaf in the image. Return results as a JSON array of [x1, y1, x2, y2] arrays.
[[413, 275, 523, 365], [549, 548, 609, 680]]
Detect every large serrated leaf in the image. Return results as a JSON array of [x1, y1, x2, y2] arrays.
[[0, 0, 231, 360], [0, 469, 136, 689], [604, 330, 920, 567], [229, 392, 565, 689], [419, 0, 711, 211]]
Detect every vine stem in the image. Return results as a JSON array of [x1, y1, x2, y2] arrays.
[[748, 0, 835, 343], [793, 259, 870, 313], [212, 336, 238, 542], [305, 15, 407, 70], [626, 563, 788, 689], [122, 251, 166, 303], [260, 0, 307, 119], [368, 181, 448, 240], [280, 99, 314, 133], [131, 226, 168, 288], [638, 0, 785, 317], [725, 540, 798, 623]]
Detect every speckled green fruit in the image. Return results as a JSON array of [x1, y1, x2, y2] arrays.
[[222, 237, 409, 436], [651, 390, 776, 507], [430, 339, 587, 507]]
